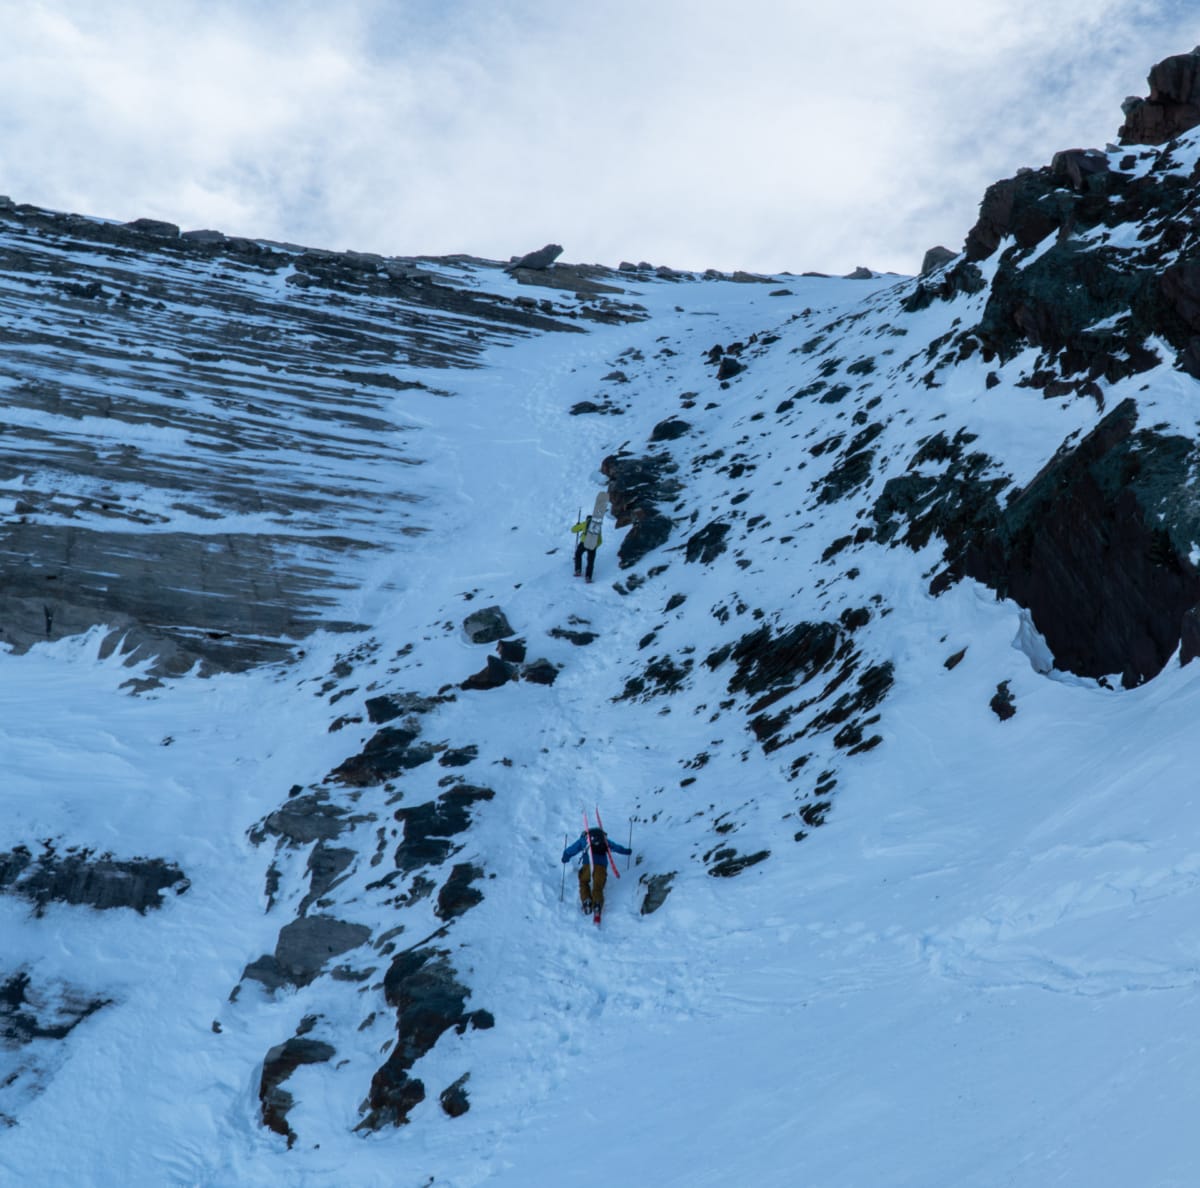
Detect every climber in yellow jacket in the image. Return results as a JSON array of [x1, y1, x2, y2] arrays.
[[571, 513, 603, 582]]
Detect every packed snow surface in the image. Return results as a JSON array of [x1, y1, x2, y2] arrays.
[[0, 258, 1198, 1188]]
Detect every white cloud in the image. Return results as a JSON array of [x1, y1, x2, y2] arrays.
[[0, 0, 1195, 274]]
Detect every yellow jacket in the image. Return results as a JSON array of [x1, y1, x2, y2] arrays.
[[572, 518, 603, 549]]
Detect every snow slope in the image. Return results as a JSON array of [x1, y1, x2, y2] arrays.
[[0, 235, 1199, 1188]]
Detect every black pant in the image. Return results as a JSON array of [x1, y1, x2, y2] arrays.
[[574, 541, 596, 579]]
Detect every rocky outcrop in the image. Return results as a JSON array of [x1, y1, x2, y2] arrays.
[[602, 449, 682, 569], [393, 784, 494, 874], [260, 1032, 335, 1146], [1119, 47, 1200, 146], [251, 789, 364, 846], [359, 946, 493, 1130], [435, 863, 485, 920], [123, 217, 180, 237], [639, 871, 675, 914], [920, 245, 956, 274], [0, 970, 110, 1043], [943, 66, 1200, 398], [0, 201, 605, 676], [462, 606, 514, 644], [242, 915, 372, 993], [0, 844, 187, 914], [364, 692, 447, 724], [460, 654, 516, 690], [508, 244, 563, 271], [684, 520, 730, 564], [886, 397, 1200, 688], [439, 1073, 471, 1117], [947, 400, 1200, 687], [875, 390, 1200, 689], [0, 970, 111, 1124], [460, 642, 559, 690], [243, 674, 495, 1143], [0, 524, 363, 677], [330, 723, 440, 785], [701, 611, 889, 765]]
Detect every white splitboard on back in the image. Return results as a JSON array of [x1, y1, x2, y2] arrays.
[[583, 490, 608, 549]]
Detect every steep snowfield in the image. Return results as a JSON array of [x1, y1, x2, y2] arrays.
[[1, 254, 1199, 1188]]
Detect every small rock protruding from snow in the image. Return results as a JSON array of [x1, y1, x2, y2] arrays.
[[463, 606, 514, 644]]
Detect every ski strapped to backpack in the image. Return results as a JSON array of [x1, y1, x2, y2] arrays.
[[583, 809, 595, 878]]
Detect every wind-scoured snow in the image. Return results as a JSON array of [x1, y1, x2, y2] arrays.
[[0, 223, 1198, 1188]]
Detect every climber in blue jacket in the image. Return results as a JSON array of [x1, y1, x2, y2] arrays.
[[562, 827, 631, 914]]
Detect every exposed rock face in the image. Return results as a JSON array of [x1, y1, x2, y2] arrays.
[[602, 449, 681, 569], [880, 401, 1200, 688], [243, 673, 495, 1143], [460, 654, 516, 691], [947, 400, 1200, 687], [1119, 47, 1200, 146], [260, 1035, 335, 1146], [0, 524, 352, 676], [684, 520, 730, 564], [0, 201, 597, 675], [394, 784, 494, 874], [0, 844, 187, 913], [0, 970, 111, 1124], [964, 172, 1062, 263], [330, 723, 440, 785], [872, 61, 1200, 686], [123, 217, 180, 238], [462, 606, 514, 644], [639, 871, 675, 914], [359, 946, 493, 1130], [508, 243, 563, 271], [435, 863, 485, 920], [251, 790, 362, 846], [699, 611, 890, 768], [439, 1073, 471, 1117], [0, 971, 110, 1043], [242, 915, 372, 992], [957, 55, 1200, 397], [920, 245, 956, 274]]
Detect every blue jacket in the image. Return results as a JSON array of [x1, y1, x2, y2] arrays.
[[562, 832, 631, 868]]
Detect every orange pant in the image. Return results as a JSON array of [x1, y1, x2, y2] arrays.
[[578, 864, 608, 909]]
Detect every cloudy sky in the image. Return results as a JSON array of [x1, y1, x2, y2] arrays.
[[0, 1, 1194, 275]]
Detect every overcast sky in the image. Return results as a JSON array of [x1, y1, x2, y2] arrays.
[[0, 2, 1194, 275]]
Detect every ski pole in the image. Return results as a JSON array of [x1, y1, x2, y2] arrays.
[[559, 833, 567, 902], [627, 818, 633, 874]]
